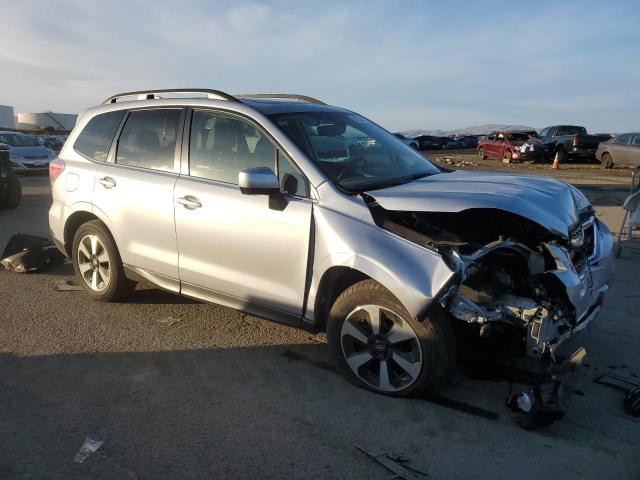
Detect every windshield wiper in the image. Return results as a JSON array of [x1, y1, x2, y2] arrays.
[[357, 172, 435, 192]]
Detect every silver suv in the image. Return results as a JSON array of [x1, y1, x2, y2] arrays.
[[49, 89, 614, 408]]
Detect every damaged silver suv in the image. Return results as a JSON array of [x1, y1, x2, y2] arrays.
[[49, 89, 614, 409]]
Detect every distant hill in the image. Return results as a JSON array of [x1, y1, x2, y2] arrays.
[[400, 124, 537, 138]]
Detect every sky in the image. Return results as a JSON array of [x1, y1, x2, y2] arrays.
[[1, 0, 639, 133]]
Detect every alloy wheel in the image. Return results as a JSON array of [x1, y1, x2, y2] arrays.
[[340, 305, 423, 393], [77, 234, 111, 292]]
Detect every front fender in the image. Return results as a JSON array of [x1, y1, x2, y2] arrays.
[[306, 204, 455, 323]]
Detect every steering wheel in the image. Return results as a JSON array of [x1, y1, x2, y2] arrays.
[[338, 156, 369, 182]]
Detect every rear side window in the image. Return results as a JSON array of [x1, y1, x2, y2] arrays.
[[74, 110, 125, 161], [632, 136, 640, 146], [116, 109, 182, 171]]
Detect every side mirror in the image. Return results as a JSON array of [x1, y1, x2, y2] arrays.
[[239, 167, 280, 196]]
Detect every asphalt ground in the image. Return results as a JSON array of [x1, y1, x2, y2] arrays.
[[0, 168, 638, 479]]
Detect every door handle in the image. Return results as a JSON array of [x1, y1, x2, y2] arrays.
[[97, 176, 116, 189], [177, 195, 202, 210]]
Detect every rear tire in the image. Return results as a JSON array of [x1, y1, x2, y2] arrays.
[[327, 279, 456, 396], [478, 147, 486, 160], [504, 150, 513, 162], [601, 152, 613, 169], [72, 220, 135, 302]]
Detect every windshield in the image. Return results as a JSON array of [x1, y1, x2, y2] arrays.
[[0, 133, 41, 147], [269, 111, 440, 191], [505, 133, 532, 141]]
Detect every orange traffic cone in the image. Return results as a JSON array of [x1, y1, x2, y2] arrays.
[[551, 151, 560, 169]]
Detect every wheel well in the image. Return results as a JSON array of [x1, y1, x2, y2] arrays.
[[63, 211, 100, 256], [314, 267, 369, 331]]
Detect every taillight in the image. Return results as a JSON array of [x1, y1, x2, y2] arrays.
[[49, 159, 65, 184], [573, 136, 578, 146]]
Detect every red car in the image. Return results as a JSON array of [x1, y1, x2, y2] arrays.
[[477, 131, 541, 162]]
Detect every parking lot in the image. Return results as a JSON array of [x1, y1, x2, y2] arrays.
[[1, 166, 638, 479]]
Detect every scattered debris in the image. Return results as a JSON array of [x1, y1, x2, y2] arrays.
[[156, 316, 182, 326], [1, 233, 66, 273], [54, 279, 84, 291], [594, 372, 640, 417], [354, 445, 427, 479], [73, 437, 104, 464]]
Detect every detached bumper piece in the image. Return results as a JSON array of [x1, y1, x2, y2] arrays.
[[1, 233, 66, 273], [507, 346, 587, 429]]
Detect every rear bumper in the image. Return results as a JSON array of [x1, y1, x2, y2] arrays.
[[569, 147, 597, 157], [49, 227, 69, 258]]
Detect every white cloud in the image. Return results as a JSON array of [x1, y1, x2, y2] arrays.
[[1, 0, 638, 132]]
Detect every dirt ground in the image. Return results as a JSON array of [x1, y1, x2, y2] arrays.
[[0, 168, 638, 480]]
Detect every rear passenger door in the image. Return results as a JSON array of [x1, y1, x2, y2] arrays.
[[92, 107, 185, 291], [612, 134, 633, 165], [174, 109, 312, 322]]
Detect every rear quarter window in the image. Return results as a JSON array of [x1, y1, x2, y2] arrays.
[[74, 110, 125, 162]]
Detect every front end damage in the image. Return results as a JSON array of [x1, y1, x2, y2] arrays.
[[366, 190, 614, 423]]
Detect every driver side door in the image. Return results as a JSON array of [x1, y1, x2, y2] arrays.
[[174, 109, 313, 323]]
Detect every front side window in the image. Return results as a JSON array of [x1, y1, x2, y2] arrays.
[[615, 134, 631, 145], [189, 110, 275, 184], [74, 110, 125, 161], [632, 136, 640, 146], [116, 109, 181, 171], [270, 111, 440, 192], [538, 128, 550, 138]]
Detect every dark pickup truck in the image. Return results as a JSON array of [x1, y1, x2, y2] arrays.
[[537, 125, 611, 162]]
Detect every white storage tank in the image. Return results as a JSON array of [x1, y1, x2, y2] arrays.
[[0, 105, 15, 129], [16, 111, 77, 130]]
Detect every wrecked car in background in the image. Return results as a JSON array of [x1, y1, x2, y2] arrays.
[[49, 89, 614, 422], [477, 131, 542, 162]]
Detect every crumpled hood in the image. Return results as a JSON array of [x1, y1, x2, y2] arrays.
[[367, 170, 590, 238]]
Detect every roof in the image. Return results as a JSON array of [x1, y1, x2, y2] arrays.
[[101, 89, 347, 116], [237, 98, 347, 115]]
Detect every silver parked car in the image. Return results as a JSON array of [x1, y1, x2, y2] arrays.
[[49, 89, 614, 411], [0, 131, 57, 172], [596, 133, 640, 168]]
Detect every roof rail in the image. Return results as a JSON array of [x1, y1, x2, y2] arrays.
[[237, 93, 326, 105], [103, 88, 238, 104]]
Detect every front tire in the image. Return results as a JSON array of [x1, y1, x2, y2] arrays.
[[72, 220, 135, 302], [478, 147, 486, 160], [327, 279, 456, 396], [601, 152, 613, 169]]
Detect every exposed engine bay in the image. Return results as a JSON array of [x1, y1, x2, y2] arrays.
[[365, 195, 614, 422]]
